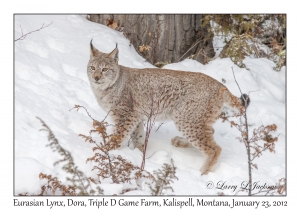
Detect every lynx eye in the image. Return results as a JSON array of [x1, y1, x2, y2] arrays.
[[102, 68, 109, 72], [90, 66, 96, 71]]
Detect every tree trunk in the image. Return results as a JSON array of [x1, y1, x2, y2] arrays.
[[88, 14, 215, 65]]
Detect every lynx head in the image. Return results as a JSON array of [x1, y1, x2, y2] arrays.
[[87, 40, 120, 90]]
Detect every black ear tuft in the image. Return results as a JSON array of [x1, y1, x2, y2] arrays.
[[108, 45, 119, 62], [240, 94, 250, 107], [90, 38, 102, 57]]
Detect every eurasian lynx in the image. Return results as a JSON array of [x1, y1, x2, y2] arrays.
[[87, 40, 249, 175]]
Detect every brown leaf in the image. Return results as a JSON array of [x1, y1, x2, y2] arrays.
[[107, 19, 118, 30]]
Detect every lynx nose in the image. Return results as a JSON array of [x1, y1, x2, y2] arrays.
[[94, 76, 100, 81]]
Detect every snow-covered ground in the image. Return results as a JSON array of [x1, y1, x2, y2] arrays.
[[14, 15, 285, 196]]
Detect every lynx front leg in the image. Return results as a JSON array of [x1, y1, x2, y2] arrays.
[[171, 136, 191, 148], [110, 112, 142, 148], [131, 122, 145, 151]]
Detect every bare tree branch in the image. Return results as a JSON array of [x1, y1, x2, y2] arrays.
[[14, 22, 53, 42], [178, 38, 204, 62]]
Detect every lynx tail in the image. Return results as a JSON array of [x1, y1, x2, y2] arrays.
[[221, 87, 250, 109]]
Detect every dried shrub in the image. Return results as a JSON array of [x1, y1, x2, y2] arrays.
[[36, 117, 102, 196], [72, 105, 153, 193], [220, 111, 279, 170], [219, 70, 284, 195], [37, 117, 102, 196], [148, 159, 178, 196], [38, 173, 76, 196]]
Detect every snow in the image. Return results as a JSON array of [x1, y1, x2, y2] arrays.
[[14, 15, 285, 196], [15, 157, 53, 195]]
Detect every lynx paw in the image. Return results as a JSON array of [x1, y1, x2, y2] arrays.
[[171, 136, 190, 148], [135, 142, 144, 152]]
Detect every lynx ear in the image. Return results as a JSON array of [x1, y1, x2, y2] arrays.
[[90, 39, 102, 57], [108, 43, 119, 63]]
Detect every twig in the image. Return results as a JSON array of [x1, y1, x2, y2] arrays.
[[101, 110, 113, 123], [178, 38, 204, 61], [194, 47, 215, 62], [231, 68, 252, 195], [243, 111, 251, 196], [69, 105, 95, 121], [250, 146, 270, 161], [231, 67, 243, 95], [248, 89, 260, 95], [257, 115, 264, 127], [146, 151, 157, 159], [15, 22, 53, 42], [155, 122, 167, 131], [120, 89, 164, 170], [139, 151, 157, 159], [146, 152, 156, 159]]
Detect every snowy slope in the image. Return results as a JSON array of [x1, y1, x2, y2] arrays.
[[14, 15, 285, 195]]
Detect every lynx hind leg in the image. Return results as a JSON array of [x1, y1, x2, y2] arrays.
[[196, 137, 222, 175], [196, 95, 223, 175], [130, 122, 145, 152], [171, 136, 191, 148], [174, 116, 221, 175]]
